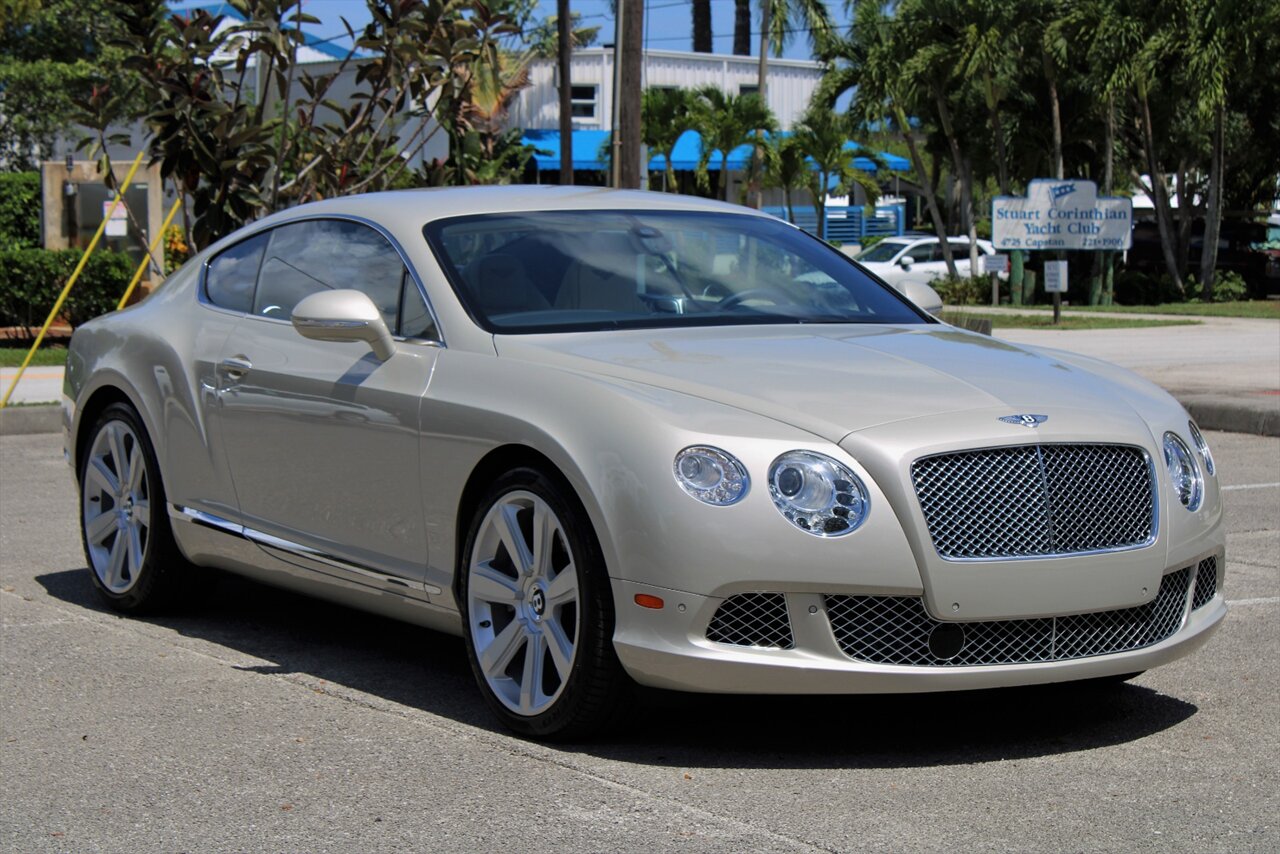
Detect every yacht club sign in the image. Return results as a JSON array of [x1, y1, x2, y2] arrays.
[[992, 180, 1132, 251]]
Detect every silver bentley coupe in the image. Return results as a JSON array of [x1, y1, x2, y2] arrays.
[[64, 187, 1225, 738]]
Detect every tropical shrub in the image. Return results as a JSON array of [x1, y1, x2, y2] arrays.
[[0, 248, 132, 332]]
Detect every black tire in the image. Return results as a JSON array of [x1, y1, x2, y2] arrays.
[[78, 401, 204, 613], [459, 467, 629, 740]]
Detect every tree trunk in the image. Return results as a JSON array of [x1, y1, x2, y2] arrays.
[[557, 0, 574, 185], [734, 0, 750, 55], [895, 103, 957, 277], [1104, 96, 1116, 304], [785, 186, 795, 223], [617, 0, 645, 189], [1175, 160, 1192, 281], [934, 89, 972, 275], [1199, 103, 1225, 299], [962, 156, 980, 274], [748, 1, 770, 209], [1137, 89, 1185, 294], [816, 172, 827, 240], [692, 0, 712, 52], [984, 71, 1011, 195], [1042, 50, 1063, 186], [718, 153, 729, 200]]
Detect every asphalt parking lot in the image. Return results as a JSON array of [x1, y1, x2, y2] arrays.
[[1, 430, 1276, 853]]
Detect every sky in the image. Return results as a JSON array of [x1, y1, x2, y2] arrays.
[[172, 1, 850, 62]]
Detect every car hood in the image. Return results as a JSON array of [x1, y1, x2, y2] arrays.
[[495, 324, 1161, 443]]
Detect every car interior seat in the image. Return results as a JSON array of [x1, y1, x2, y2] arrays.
[[468, 253, 552, 316]]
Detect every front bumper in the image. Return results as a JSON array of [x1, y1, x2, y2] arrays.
[[611, 555, 1226, 694]]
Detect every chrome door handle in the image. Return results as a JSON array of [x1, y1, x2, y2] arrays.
[[219, 357, 252, 380]]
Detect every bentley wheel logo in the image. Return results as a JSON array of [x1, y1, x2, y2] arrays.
[[999, 414, 1049, 428]]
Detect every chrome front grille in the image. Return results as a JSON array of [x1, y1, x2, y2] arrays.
[[705, 593, 794, 649], [911, 443, 1155, 560], [1192, 556, 1218, 610], [824, 566, 1192, 666]]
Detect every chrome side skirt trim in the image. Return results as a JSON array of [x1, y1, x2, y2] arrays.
[[168, 504, 442, 595]]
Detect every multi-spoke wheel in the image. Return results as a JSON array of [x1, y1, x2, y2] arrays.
[[460, 468, 627, 739], [78, 402, 197, 612]]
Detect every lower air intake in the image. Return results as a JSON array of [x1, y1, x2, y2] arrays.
[[825, 566, 1192, 666], [1191, 556, 1218, 610], [706, 592, 794, 649]]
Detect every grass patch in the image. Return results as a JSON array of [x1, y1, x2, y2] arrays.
[[0, 345, 68, 367], [1013, 301, 1280, 319], [941, 311, 1201, 331]]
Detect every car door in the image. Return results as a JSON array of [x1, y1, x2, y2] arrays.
[[215, 218, 442, 597]]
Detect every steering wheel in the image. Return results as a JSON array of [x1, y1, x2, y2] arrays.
[[717, 287, 794, 310]]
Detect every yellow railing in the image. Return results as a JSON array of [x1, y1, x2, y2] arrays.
[[1, 152, 146, 410]]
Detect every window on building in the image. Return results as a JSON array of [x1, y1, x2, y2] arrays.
[[739, 85, 760, 98], [570, 85, 597, 119]]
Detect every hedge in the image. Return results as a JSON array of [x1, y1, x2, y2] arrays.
[[0, 172, 42, 250], [0, 248, 133, 331]]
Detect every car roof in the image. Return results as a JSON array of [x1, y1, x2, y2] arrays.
[[259, 186, 767, 228], [202, 186, 777, 258]]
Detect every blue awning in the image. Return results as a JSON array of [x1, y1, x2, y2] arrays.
[[523, 129, 612, 171], [524, 129, 912, 174]]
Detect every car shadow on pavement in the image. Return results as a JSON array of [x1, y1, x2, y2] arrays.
[[36, 567, 1198, 769]]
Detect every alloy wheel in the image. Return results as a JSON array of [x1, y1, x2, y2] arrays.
[[467, 490, 580, 716]]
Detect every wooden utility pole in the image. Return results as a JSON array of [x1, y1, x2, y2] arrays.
[[617, 0, 645, 189], [557, 0, 573, 185]]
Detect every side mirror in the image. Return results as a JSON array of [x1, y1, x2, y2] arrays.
[[897, 255, 916, 268], [291, 289, 395, 362]]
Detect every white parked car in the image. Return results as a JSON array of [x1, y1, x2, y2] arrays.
[[64, 188, 1224, 739], [853, 236, 1002, 293]]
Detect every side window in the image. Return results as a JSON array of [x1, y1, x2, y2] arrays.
[[205, 231, 269, 313], [948, 241, 971, 260], [398, 272, 438, 340], [253, 220, 405, 328]]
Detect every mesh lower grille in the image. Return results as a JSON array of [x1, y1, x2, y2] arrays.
[[1191, 556, 1218, 610], [705, 593, 794, 649], [911, 443, 1155, 560], [825, 566, 1192, 666]]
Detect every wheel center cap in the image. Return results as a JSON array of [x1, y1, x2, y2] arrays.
[[529, 588, 546, 619]]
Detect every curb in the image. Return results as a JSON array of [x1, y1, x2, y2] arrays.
[[3, 397, 1277, 439], [1180, 396, 1280, 438], [0, 404, 61, 436]]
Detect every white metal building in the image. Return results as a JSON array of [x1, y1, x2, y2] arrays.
[[507, 47, 824, 133]]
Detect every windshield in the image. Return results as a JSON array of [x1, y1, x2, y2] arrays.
[[423, 211, 928, 333], [853, 241, 909, 263]]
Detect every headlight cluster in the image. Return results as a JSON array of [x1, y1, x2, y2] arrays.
[[1163, 431, 1204, 511], [1187, 420, 1215, 476], [672, 446, 749, 506], [673, 446, 869, 537]]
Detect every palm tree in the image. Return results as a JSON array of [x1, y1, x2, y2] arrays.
[[791, 104, 881, 240], [734, 0, 751, 54], [748, 0, 834, 206], [762, 133, 808, 223], [692, 0, 712, 52], [816, 2, 959, 276], [642, 87, 694, 191], [692, 87, 777, 200]]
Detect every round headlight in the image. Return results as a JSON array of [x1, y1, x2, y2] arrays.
[[1188, 420, 1215, 476], [768, 451, 869, 536], [673, 446, 749, 505], [1163, 432, 1203, 511]]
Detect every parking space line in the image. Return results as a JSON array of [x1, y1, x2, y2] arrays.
[[1222, 482, 1280, 491], [1226, 597, 1280, 606]]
